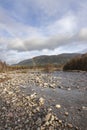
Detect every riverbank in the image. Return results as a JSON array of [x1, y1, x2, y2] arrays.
[[0, 70, 87, 130]]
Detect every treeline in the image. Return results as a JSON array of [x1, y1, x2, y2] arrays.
[[0, 61, 28, 72], [0, 61, 9, 72], [14, 64, 63, 72], [0, 63, 30, 73], [63, 53, 87, 71], [0, 60, 63, 73]]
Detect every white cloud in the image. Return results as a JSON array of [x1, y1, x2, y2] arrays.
[[5, 29, 87, 52], [78, 28, 87, 40], [45, 13, 77, 35]]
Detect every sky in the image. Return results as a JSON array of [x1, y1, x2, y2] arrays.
[[0, 0, 87, 64]]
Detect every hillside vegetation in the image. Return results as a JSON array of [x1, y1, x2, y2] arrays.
[[16, 53, 81, 67], [63, 53, 87, 71]]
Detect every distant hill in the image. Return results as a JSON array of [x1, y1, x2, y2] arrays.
[[63, 53, 87, 71], [16, 53, 81, 67]]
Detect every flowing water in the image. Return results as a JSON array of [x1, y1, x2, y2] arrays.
[[20, 71, 87, 130]]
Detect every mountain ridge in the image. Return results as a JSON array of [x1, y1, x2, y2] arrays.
[[15, 53, 81, 67]]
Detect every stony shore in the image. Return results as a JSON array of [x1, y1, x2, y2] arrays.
[[0, 70, 87, 130]]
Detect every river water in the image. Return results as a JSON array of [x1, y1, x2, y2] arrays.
[[20, 71, 87, 130]]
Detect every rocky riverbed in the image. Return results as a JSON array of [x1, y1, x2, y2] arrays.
[[0, 70, 87, 130]]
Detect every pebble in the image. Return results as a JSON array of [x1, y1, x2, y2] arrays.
[[49, 84, 56, 88], [82, 106, 87, 110], [58, 120, 62, 124], [55, 104, 61, 109], [65, 112, 69, 116], [67, 88, 71, 91], [44, 83, 49, 87], [48, 108, 52, 112], [67, 123, 73, 128], [36, 118, 42, 126], [45, 113, 52, 121], [7, 112, 14, 118], [39, 97, 45, 106], [30, 92, 37, 99]]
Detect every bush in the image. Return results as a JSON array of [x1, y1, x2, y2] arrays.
[[63, 53, 87, 71]]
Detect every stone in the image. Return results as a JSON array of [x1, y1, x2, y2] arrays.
[[30, 93, 37, 99], [65, 112, 69, 116], [49, 84, 56, 88], [67, 88, 71, 91], [36, 107, 40, 111], [45, 113, 52, 121], [77, 86, 80, 89], [43, 83, 49, 87], [26, 96, 30, 100], [45, 121, 50, 126], [58, 120, 62, 124], [49, 126, 54, 130], [75, 126, 79, 130], [55, 104, 61, 109], [36, 118, 42, 126], [39, 97, 45, 106], [82, 106, 87, 110], [67, 123, 73, 128], [7, 112, 14, 118], [51, 115, 55, 121], [39, 83, 43, 87], [48, 108, 52, 112]]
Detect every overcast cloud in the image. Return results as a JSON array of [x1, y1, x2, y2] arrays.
[[0, 0, 87, 64]]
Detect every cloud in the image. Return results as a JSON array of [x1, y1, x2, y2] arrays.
[[45, 13, 77, 35], [5, 28, 87, 52], [5, 35, 70, 51], [0, 10, 78, 52], [78, 28, 87, 40]]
